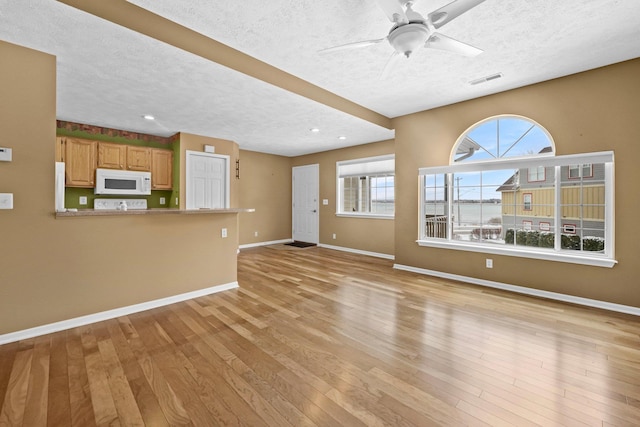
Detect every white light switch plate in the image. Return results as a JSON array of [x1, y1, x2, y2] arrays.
[[0, 147, 12, 162], [0, 193, 14, 209], [322, 199, 329, 205]]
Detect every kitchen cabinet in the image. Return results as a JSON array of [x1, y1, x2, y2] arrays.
[[126, 146, 151, 171], [151, 148, 173, 190], [97, 142, 126, 169], [55, 137, 65, 162], [63, 137, 97, 187]]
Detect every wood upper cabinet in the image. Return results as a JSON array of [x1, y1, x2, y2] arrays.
[[55, 137, 65, 162], [57, 137, 170, 188], [151, 148, 173, 190], [126, 146, 151, 171], [97, 142, 126, 169], [63, 137, 97, 187]]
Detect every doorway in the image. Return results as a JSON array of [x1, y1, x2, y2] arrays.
[[292, 164, 319, 244], [185, 150, 230, 209]]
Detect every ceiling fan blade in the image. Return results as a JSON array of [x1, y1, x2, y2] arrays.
[[426, 32, 483, 56], [380, 51, 402, 80], [427, 0, 486, 29], [319, 38, 386, 54], [374, 0, 408, 24]]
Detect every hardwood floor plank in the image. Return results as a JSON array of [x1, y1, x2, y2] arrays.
[[183, 341, 270, 427], [80, 327, 120, 426], [237, 287, 301, 319], [96, 338, 145, 426], [0, 348, 32, 426], [123, 325, 192, 425], [368, 366, 471, 425], [1, 246, 640, 425], [324, 387, 387, 427], [47, 331, 71, 427], [22, 335, 51, 427], [105, 319, 170, 427], [66, 329, 97, 427], [0, 341, 19, 413]]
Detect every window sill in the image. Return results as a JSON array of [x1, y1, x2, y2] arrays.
[[336, 213, 394, 220], [416, 239, 617, 268]]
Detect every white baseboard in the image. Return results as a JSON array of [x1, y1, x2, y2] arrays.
[[319, 243, 395, 260], [393, 264, 640, 316], [0, 282, 239, 345], [239, 238, 292, 250]]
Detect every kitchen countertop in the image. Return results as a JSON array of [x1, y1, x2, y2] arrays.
[[55, 208, 255, 218]]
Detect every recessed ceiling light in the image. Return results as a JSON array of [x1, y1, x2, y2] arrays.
[[338, 136, 347, 140], [143, 114, 155, 121], [309, 128, 320, 133]]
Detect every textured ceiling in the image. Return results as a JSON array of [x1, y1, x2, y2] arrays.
[[1, 0, 639, 156]]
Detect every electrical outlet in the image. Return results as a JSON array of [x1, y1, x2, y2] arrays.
[[160, 197, 166, 205], [322, 199, 329, 205], [0, 193, 13, 209], [79, 196, 87, 205], [332, 233, 336, 239], [486, 258, 493, 268], [254, 231, 258, 237], [221, 228, 228, 238], [175, 197, 179, 205]]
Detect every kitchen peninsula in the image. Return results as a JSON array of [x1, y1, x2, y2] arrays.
[[0, 40, 253, 342], [56, 207, 253, 218]]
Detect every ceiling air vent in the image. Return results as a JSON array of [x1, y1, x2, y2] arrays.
[[469, 72, 503, 86]]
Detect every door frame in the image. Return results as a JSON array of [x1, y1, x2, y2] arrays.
[[185, 150, 230, 209], [292, 164, 319, 244]]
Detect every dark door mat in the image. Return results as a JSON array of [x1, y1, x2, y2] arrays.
[[285, 241, 317, 248]]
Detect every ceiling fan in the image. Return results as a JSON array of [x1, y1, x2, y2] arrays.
[[320, 0, 487, 78]]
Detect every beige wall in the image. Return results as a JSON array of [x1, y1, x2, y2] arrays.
[[292, 140, 395, 256], [393, 58, 640, 307], [238, 150, 292, 245], [0, 41, 239, 335]]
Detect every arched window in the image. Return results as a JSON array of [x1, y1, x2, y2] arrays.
[[452, 115, 555, 163], [418, 115, 615, 267]]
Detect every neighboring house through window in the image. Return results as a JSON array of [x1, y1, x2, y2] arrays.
[[418, 115, 615, 267]]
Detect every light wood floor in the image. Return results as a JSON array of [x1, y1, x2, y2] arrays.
[[1, 246, 640, 426]]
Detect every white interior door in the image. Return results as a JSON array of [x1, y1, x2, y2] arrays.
[[186, 151, 229, 209], [292, 164, 319, 243]]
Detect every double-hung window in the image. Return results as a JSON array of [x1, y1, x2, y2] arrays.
[[418, 116, 616, 267], [569, 163, 593, 179], [337, 155, 394, 218]]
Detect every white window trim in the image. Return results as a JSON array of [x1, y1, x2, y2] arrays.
[[416, 239, 616, 268], [418, 151, 616, 268], [336, 213, 394, 220], [336, 154, 395, 218]]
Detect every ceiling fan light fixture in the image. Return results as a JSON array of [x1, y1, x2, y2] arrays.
[[388, 23, 430, 58]]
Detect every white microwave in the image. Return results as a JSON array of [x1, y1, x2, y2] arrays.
[[95, 168, 151, 195]]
